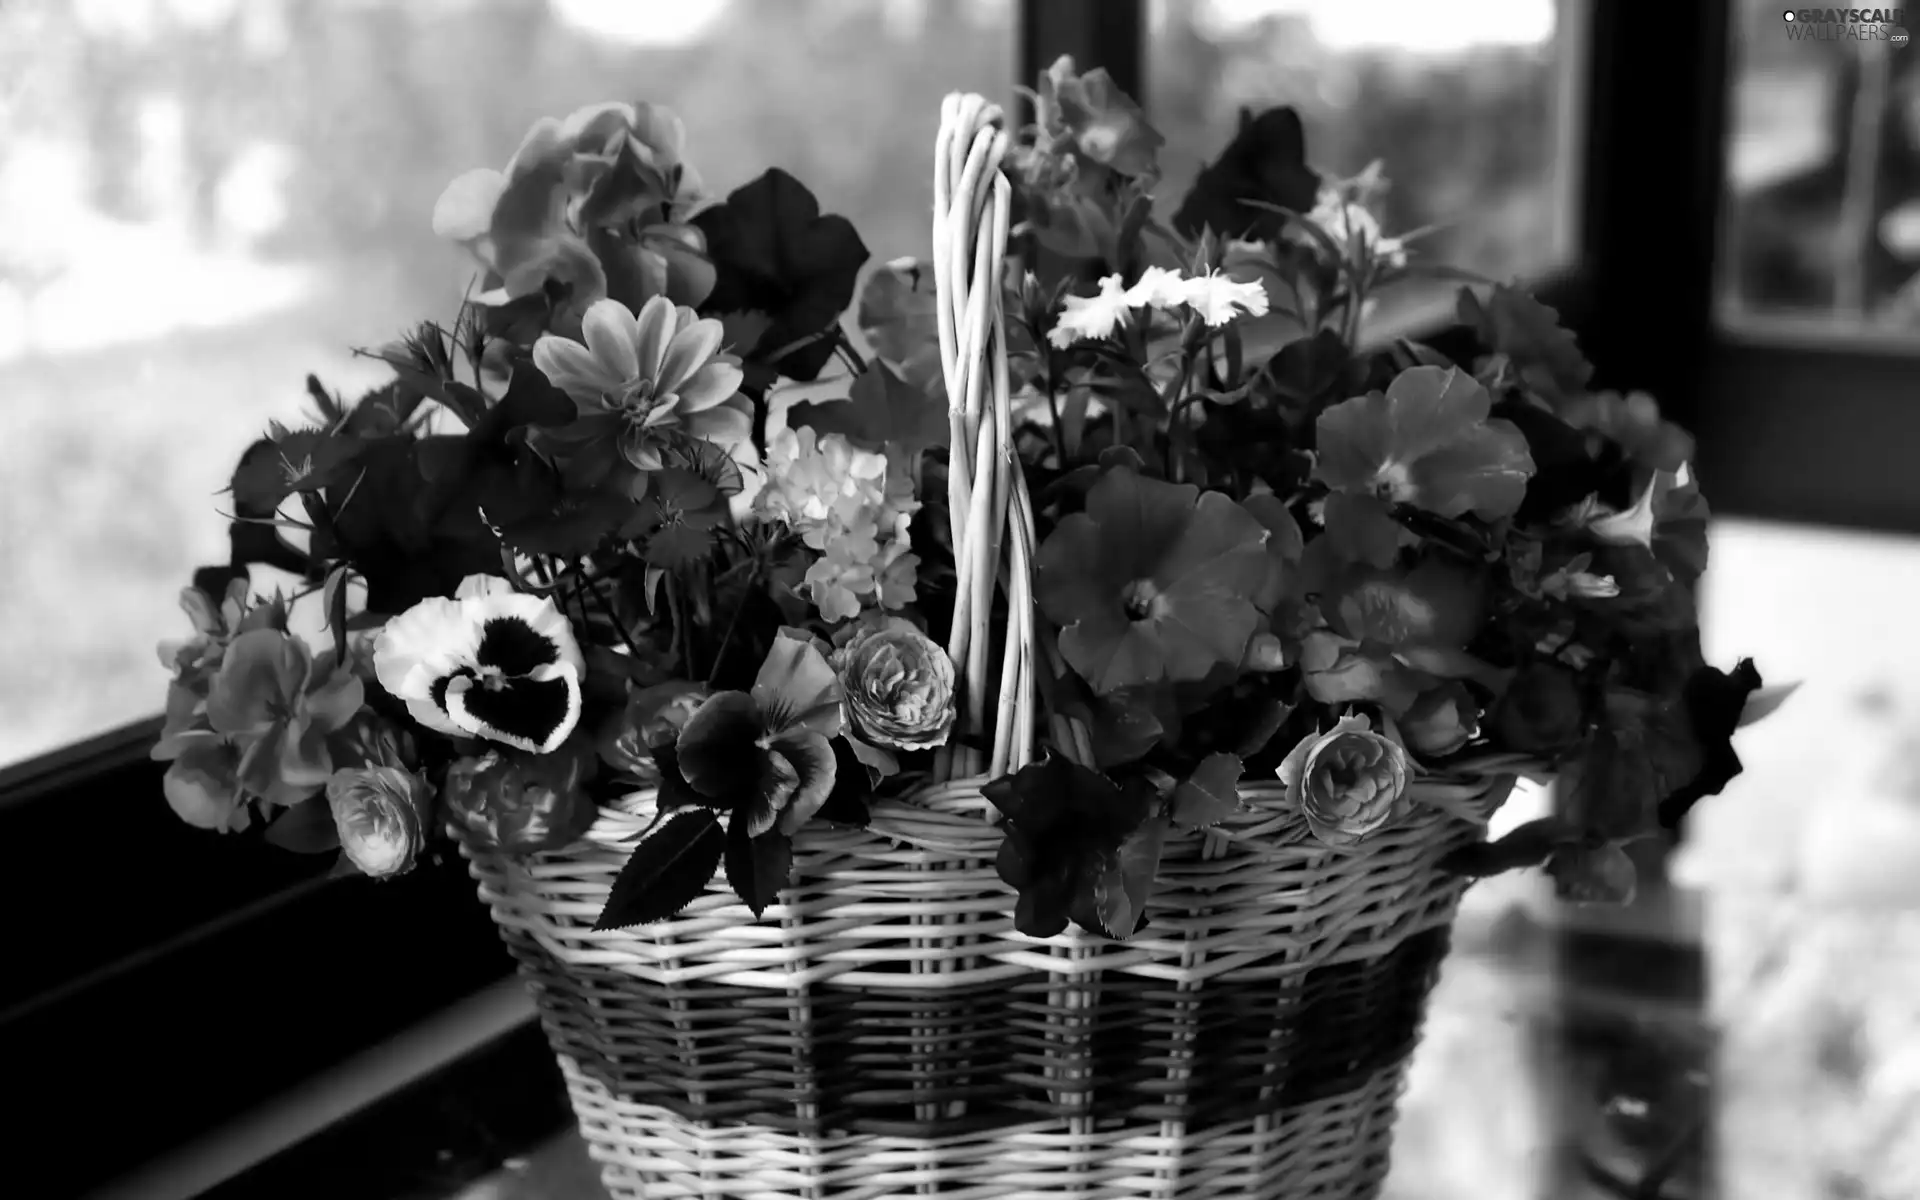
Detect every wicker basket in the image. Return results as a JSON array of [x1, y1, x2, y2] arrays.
[[460, 93, 1513, 1200]]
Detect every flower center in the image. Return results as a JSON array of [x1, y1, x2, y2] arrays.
[[1371, 461, 1415, 505], [1121, 578, 1166, 622], [615, 377, 658, 417]]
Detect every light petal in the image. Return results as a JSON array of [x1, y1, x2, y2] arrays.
[[533, 335, 621, 404], [580, 298, 641, 386], [631, 295, 679, 380], [373, 597, 481, 699], [685, 400, 752, 450], [432, 168, 507, 242], [672, 359, 744, 414], [655, 318, 725, 393]]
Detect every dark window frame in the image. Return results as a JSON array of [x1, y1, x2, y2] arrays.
[[11, 3, 1784, 1196]]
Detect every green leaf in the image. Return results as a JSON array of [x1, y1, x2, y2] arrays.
[[1171, 751, 1245, 828], [499, 493, 639, 558], [593, 809, 727, 930], [231, 428, 363, 513], [1313, 365, 1535, 520], [786, 361, 948, 458], [1264, 328, 1350, 406], [1457, 284, 1593, 402], [264, 793, 342, 855], [1546, 841, 1637, 905], [1094, 810, 1169, 939], [1322, 492, 1405, 568], [1563, 723, 1662, 842], [725, 817, 794, 918]]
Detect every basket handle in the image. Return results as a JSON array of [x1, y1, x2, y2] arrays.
[[930, 93, 1037, 787]]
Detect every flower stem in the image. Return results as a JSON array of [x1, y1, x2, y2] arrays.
[[576, 562, 645, 663], [705, 565, 758, 690], [665, 571, 694, 680]]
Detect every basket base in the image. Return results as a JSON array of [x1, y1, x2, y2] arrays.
[[558, 1050, 1409, 1200]]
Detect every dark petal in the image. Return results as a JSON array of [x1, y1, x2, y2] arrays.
[[773, 731, 838, 835], [738, 763, 784, 839], [451, 672, 581, 753], [1034, 512, 1129, 631], [674, 691, 763, 801], [475, 615, 562, 675]]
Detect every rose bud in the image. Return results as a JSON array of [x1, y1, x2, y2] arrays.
[[1401, 682, 1480, 759], [442, 741, 597, 854], [831, 617, 956, 751], [327, 766, 433, 879], [1486, 662, 1589, 755], [1276, 714, 1413, 848]]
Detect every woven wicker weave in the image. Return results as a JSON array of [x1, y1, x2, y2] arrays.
[[461, 93, 1513, 1200]]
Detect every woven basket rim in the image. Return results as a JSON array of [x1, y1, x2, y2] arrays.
[[568, 771, 1516, 857]]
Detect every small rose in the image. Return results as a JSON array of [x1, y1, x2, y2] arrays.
[[327, 766, 433, 879], [1487, 662, 1588, 755], [1276, 714, 1413, 848], [598, 680, 711, 781], [832, 617, 956, 751], [1401, 682, 1480, 759]]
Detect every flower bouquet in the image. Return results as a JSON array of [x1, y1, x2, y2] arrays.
[[154, 64, 1784, 1200]]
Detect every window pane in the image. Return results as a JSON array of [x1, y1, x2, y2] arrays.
[[1675, 519, 1920, 1198], [0, 0, 1011, 767], [1721, 0, 1920, 337], [1146, 0, 1576, 334]]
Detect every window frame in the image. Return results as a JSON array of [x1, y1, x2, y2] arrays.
[[10, 2, 1703, 1195]]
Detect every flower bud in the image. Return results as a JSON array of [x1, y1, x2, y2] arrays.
[[1400, 682, 1479, 759]]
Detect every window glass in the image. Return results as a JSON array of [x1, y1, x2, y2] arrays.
[[1722, 0, 1920, 337], [0, 0, 1012, 766], [1147, 0, 1575, 334], [1674, 518, 1920, 1199]]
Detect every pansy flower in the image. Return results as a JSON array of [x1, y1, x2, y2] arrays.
[[533, 296, 752, 482], [373, 576, 586, 755]]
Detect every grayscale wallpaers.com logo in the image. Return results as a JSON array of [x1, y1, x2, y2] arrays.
[[1784, 8, 1910, 42]]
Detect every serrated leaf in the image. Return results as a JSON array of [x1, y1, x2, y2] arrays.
[[1458, 284, 1593, 402], [1095, 811, 1168, 939], [1171, 751, 1245, 828], [725, 817, 794, 918], [593, 809, 726, 930], [1314, 365, 1535, 521], [786, 361, 948, 458]]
